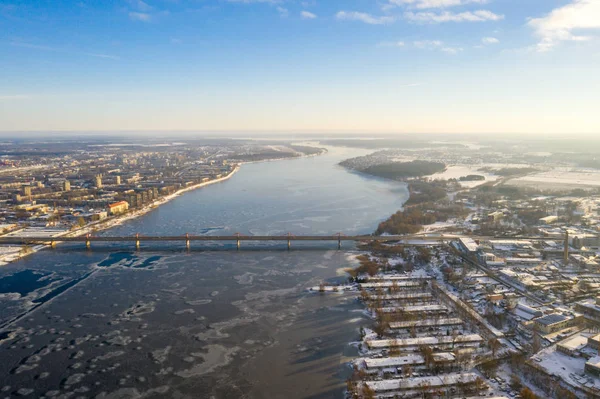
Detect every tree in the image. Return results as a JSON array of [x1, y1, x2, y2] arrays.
[[510, 374, 522, 391], [345, 267, 359, 280], [361, 384, 376, 399], [488, 337, 502, 357], [373, 313, 390, 337], [479, 359, 499, 378], [415, 247, 432, 264], [419, 345, 436, 371], [346, 379, 357, 399], [359, 289, 370, 303], [531, 333, 542, 353], [473, 377, 487, 395], [418, 381, 432, 399], [451, 329, 460, 349], [520, 387, 539, 399]]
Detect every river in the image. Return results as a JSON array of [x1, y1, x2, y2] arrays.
[[0, 146, 409, 399]]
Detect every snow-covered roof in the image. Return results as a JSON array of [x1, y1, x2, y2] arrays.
[[366, 334, 483, 349], [459, 237, 479, 252], [388, 317, 463, 329], [535, 313, 568, 326], [368, 274, 432, 281], [587, 356, 600, 368], [360, 281, 421, 289], [367, 292, 432, 301], [365, 373, 480, 392], [362, 352, 455, 369], [378, 304, 447, 313], [558, 335, 588, 352]]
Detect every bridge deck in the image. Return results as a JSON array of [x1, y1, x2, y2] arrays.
[[0, 234, 570, 245]]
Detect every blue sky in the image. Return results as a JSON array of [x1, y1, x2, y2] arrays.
[[1, 0, 599, 134]]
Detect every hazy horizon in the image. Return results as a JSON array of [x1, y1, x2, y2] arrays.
[[1, 0, 599, 134]]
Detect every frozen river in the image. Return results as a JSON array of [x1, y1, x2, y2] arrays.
[[0, 146, 409, 399]]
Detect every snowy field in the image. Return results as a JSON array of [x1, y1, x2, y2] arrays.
[[507, 168, 600, 190], [429, 165, 500, 188]]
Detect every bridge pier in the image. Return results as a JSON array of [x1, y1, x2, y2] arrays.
[[85, 234, 91, 250], [185, 233, 190, 251], [135, 234, 140, 250]]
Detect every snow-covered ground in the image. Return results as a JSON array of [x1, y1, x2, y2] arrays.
[[0, 166, 241, 268], [532, 333, 599, 396], [429, 165, 500, 188], [508, 168, 600, 189]]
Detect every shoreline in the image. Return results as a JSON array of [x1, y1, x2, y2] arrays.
[[236, 147, 328, 166], [0, 166, 241, 266], [0, 149, 328, 266]]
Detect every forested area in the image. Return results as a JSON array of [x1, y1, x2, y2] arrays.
[[362, 161, 446, 180]]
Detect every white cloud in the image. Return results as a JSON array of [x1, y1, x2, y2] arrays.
[[127, 0, 152, 12], [413, 39, 443, 48], [10, 41, 119, 60], [129, 11, 152, 21], [405, 9, 503, 23], [378, 41, 406, 47], [336, 11, 395, 25], [441, 46, 463, 54], [412, 40, 462, 54], [225, 0, 281, 3], [276, 6, 289, 17], [528, 0, 600, 52], [482, 36, 499, 44], [301, 11, 317, 19], [389, 0, 489, 9], [85, 53, 121, 60]]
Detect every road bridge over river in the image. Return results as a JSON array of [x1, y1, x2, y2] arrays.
[[0, 233, 572, 250]]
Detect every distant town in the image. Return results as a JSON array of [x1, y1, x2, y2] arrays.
[[0, 138, 324, 264], [317, 138, 600, 399]]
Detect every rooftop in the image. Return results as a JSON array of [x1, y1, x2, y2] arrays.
[[535, 313, 568, 326], [367, 334, 483, 349], [558, 335, 589, 352]]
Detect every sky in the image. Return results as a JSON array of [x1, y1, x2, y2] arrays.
[[1, 0, 599, 134]]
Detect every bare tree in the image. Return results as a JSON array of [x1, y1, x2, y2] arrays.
[[488, 337, 501, 357]]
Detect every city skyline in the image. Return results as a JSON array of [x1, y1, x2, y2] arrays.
[[1, 0, 599, 134]]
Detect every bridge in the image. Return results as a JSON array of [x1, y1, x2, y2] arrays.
[[0, 232, 573, 251]]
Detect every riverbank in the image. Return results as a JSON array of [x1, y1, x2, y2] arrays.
[[0, 147, 330, 266], [0, 166, 241, 266], [237, 147, 328, 166]]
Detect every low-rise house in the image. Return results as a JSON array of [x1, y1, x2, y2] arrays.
[[586, 356, 600, 377], [534, 313, 583, 334], [557, 335, 588, 357]]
